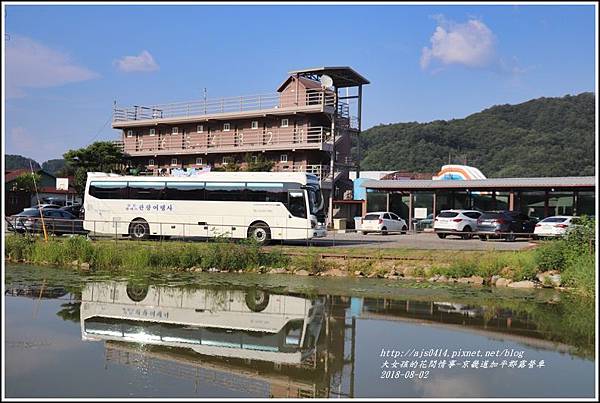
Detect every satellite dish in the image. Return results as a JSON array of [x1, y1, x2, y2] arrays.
[[320, 75, 334, 88]]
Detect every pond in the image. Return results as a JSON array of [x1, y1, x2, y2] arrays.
[[4, 264, 595, 398]]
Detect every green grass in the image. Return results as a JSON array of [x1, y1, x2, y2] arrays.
[[5, 235, 290, 273]]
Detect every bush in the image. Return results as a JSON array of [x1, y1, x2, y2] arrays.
[[5, 235, 35, 261], [562, 253, 595, 297], [292, 253, 329, 274], [534, 240, 568, 271]]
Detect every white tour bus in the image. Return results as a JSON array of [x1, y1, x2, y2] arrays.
[[80, 281, 325, 364], [83, 171, 326, 244]]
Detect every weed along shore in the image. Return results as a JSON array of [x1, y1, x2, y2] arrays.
[[4, 224, 595, 296]]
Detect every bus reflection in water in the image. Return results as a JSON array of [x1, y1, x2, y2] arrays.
[[80, 282, 325, 365]]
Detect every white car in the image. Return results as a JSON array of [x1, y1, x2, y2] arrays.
[[359, 212, 407, 235], [534, 216, 580, 238], [433, 209, 482, 239]]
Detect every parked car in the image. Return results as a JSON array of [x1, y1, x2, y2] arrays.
[[533, 216, 581, 238], [416, 213, 434, 231], [28, 203, 62, 210], [59, 203, 83, 219], [359, 212, 408, 235], [433, 210, 482, 239], [9, 208, 87, 236], [476, 211, 537, 241]]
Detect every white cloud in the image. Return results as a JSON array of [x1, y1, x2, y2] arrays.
[[114, 50, 159, 73], [6, 35, 99, 99], [420, 17, 496, 70]]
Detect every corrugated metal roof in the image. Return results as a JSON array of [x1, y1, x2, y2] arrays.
[[287, 67, 370, 87], [362, 176, 596, 190]]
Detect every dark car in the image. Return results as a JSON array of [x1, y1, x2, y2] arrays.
[[9, 208, 87, 236], [476, 211, 537, 241], [60, 204, 83, 219]]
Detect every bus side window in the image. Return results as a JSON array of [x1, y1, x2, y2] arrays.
[[288, 190, 307, 218]]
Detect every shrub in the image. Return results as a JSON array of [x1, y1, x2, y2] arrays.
[[5, 235, 35, 261], [534, 240, 568, 271], [562, 253, 595, 297]]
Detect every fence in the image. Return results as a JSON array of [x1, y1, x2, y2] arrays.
[[5, 216, 542, 247]]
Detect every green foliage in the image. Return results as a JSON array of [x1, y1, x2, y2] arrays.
[[6, 154, 41, 170], [534, 240, 568, 271], [561, 253, 595, 297], [243, 153, 275, 172], [12, 172, 42, 192], [5, 236, 36, 261], [356, 93, 595, 176], [291, 253, 330, 274], [42, 159, 67, 176], [63, 141, 125, 196]]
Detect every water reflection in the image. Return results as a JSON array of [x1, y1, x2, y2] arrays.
[[4, 271, 595, 398]]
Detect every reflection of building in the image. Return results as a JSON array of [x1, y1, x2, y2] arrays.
[[363, 176, 595, 228]]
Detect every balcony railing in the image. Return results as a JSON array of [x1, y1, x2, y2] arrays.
[[273, 163, 331, 180], [113, 91, 342, 123], [121, 126, 332, 155]]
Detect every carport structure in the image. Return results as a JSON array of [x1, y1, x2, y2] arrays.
[[361, 176, 596, 230]]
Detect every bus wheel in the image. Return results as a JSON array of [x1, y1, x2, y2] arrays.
[[126, 283, 149, 302], [248, 222, 271, 246], [129, 219, 150, 240], [245, 289, 270, 312]]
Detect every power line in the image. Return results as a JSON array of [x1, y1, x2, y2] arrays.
[[88, 114, 113, 143]]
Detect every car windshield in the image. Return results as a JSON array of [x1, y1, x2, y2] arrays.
[[17, 209, 41, 217], [541, 217, 568, 223], [364, 214, 381, 220], [438, 211, 458, 218]]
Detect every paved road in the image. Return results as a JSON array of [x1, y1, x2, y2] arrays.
[[285, 230, 535, 251]]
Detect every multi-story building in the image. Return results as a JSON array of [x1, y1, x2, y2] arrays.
[[112, 67, 369, 218]]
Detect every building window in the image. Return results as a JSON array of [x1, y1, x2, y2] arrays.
[[126, 130, 133, 137], [196, 157, 203, 165], [280, 154, 288, 163], [171, 158, 178, 166], [281, 119, 289, 128], [251, 121, 258, 130], [172, 127, 179, 135], [149, 128, 156, 136], [148, 159, 155, 166], [223, 123, 231, 132], [197, 125, 204, 133]]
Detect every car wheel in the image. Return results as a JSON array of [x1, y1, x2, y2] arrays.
[[461, 226, 473, 240], [361, 231, 369, 235], [401, 225, 408, 235], [381, 226, 388, 235], [248, 222, 271, 246], [505, 231, 516, 242], [129, 219, 150, 240], [437, 233, 447, 239], [126, 283, 149, 302], [479, 235, 488, 241]]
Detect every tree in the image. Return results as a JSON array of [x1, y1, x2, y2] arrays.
[[63, 141, 125, 196], [243, 153, 275, 172], [42, 159, 67, 176], [12, 172, 42, 192]]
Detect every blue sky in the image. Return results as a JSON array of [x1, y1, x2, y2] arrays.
[[4, 3, 596, 163]]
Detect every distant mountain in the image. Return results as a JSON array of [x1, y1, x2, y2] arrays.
[[42, 159, 67, 176], [5, 154, 41, 171], [355, 92, 595, 177]]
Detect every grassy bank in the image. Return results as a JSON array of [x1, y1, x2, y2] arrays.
[[4, 217, 595, 296]]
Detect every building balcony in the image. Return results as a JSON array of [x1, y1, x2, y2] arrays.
[[112, 91, 355, 128], [121, 126, 334, 156], [273, 163, 331, 180]]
